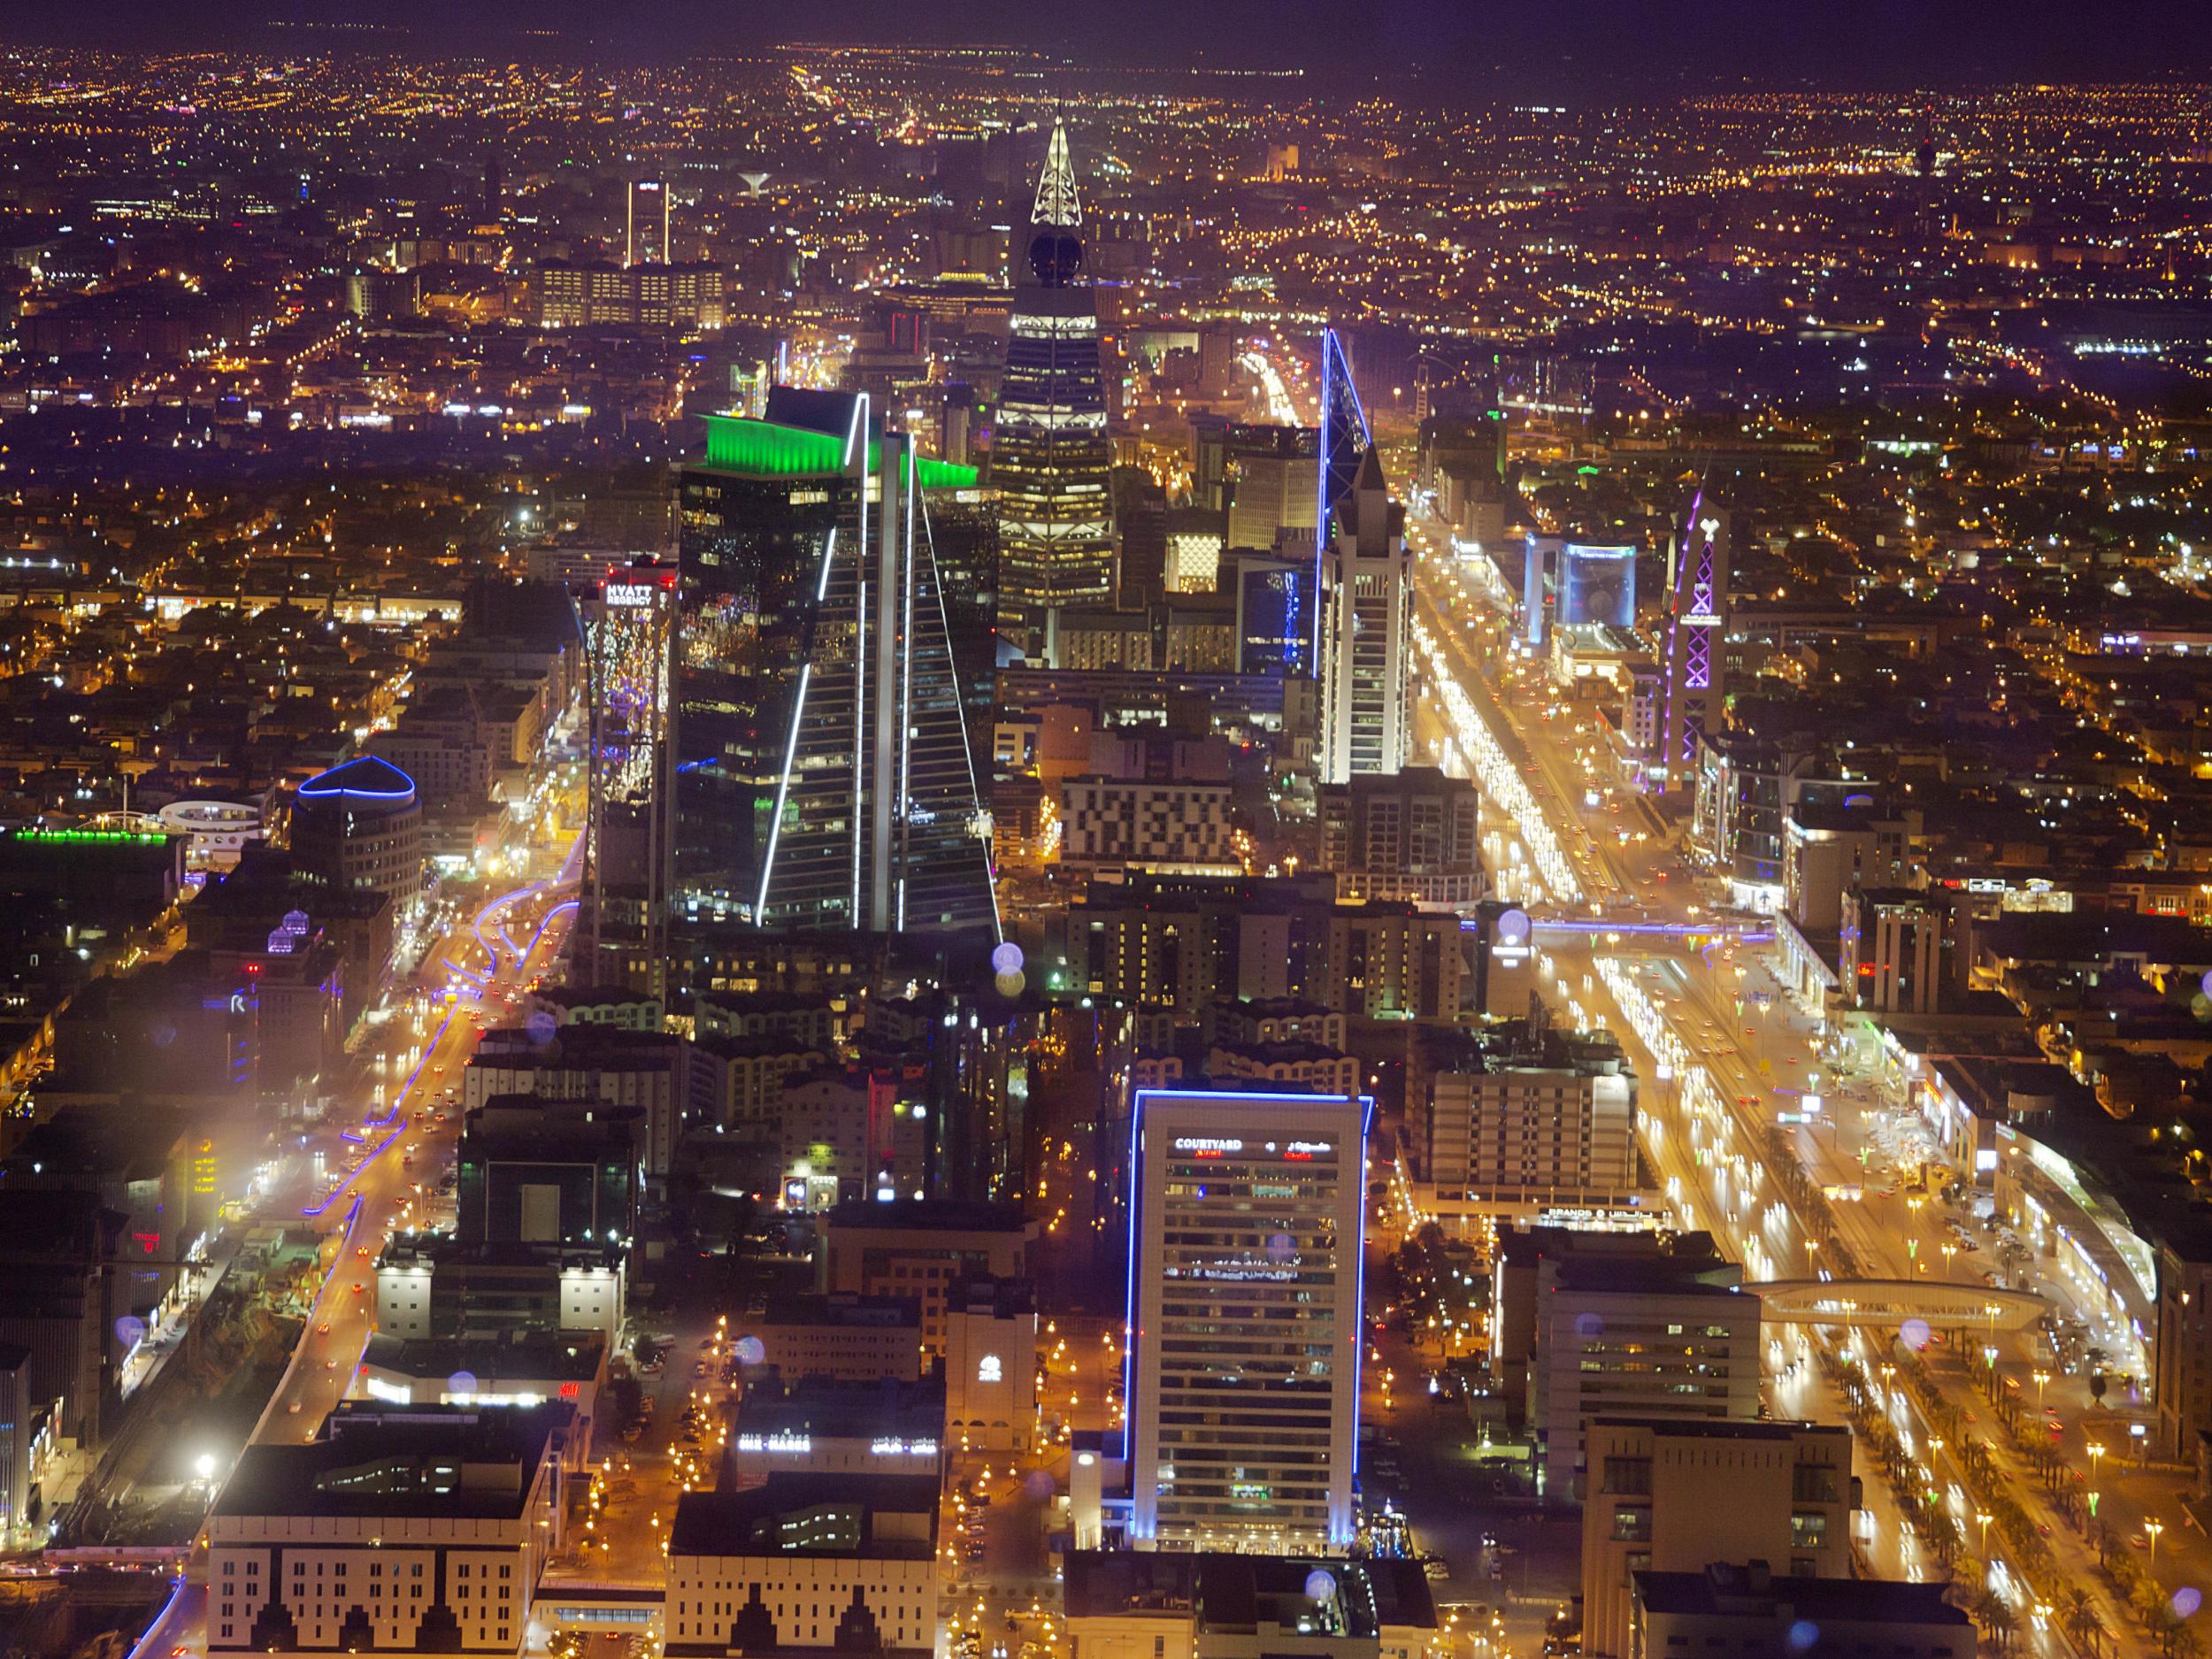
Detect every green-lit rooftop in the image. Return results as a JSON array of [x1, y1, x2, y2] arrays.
[[697, 413, 979, 489]]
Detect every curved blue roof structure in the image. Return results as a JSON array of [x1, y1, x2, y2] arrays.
[[297, 755, 417, 806]]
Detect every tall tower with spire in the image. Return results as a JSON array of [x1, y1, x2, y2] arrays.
[[994, 117, 1117, 655]]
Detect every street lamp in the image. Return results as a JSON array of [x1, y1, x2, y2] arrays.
[[2032, 1369, 2050, 1407], [2146, 1517, 2164, 1566], [1976, 1510, 1992, 1555], [2087, 1440, 2105, 1486]]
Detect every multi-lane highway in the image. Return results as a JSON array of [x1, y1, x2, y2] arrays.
[[142, 833, 583, 1659], [1403, 493, 2201, 1647]]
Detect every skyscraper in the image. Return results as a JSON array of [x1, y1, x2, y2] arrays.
[[577, 560, 676, 995], [1308, 328, 1372, 672], [674, 388, 998, 935], [1125, 1087, 1369, 1552], [995, 119, 1116, 655], [626, 178, 670, 267], [1317, 448, 1412, 783]]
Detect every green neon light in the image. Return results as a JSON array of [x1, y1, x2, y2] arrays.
[[9, 829, 170, 845], [699, 415, 979, 488]]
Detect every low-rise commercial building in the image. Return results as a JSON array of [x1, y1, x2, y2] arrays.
[[351, 1333, 607, 1449], [821, 1202, 1034, 1355], [1631, 1563, 1967, 1659], [726, 1375, 944, 1486], [942, 1277, 1038, 1454], [665, 1475, 937, 1657], [466, 1026, 685, 1180], [1421, 1024, 1643, 1223], [741, 1294, 922, 1383], [1058, 777, 1240, 876], [1063, 1551, 1437, 1659], [375, 1236, 625, 1343], [1582, 1420, 1855, 1659], [1205, 1039, 1361, 1096], [1317, 765, 1483, 906], [1490, 1228, 1759, 1499], [207, 1402, 572, 1658]]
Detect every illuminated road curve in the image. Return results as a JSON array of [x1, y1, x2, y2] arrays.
[[1745, 1279, 2048, 1331]]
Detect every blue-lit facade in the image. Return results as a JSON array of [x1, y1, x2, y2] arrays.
[[1124, 1087, 1370, 1551], [1233, 555, 1304, 677], [1558, 543, 1638, 630]]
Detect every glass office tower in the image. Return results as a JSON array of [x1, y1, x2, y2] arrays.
[[995, 119, 1116, 654], [1125, 1087, 1370, 1552], [675, 389, 997, 934]]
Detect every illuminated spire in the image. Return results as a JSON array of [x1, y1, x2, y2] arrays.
[[1031, 117, 1082, 229]]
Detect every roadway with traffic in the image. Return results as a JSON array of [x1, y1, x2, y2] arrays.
[[140, 826, 584, 1659], [1401, 482, 2208, 1652]]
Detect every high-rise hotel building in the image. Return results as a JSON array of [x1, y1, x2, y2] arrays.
[[1125, 1087, 1369, 1552], [995, 119, 1116, 655], [674, 388, 997, 935]]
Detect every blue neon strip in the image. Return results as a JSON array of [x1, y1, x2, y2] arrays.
[[298, 782, 413, 800], [123, 1575, 188, 1659]]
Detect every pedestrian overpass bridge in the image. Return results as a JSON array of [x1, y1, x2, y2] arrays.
[[1744, 1279, 2047, 1332]]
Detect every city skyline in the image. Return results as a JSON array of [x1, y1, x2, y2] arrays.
[[0, 27, 2209, 1659]]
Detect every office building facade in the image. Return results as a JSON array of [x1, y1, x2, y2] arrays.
[[1317, 449, 1410, 784], [1532, 1279, 1762, 1502], [1317, 765, 1483, 905], [207, 1404, 571, 1659], [1423, 1027, 1640, 1222], [1125, 1087, 1369, 1551], [995, 119, 1116, 653], [626, 179, 670, 267], [1583, 1420, 1855, 1659], [289, 757, 421, 906], [674, 392, 997, 934]]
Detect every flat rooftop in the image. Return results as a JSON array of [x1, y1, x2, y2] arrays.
[[214, 1403, 570, 1520], [671, 1474, 940, 1560]]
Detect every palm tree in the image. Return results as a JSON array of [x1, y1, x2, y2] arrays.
[[1971, 1589, 2017, 1655], [2062, 1586, 2103, 1655], [1988, 1599, 2018, 1655]]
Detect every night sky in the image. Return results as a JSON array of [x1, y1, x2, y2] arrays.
[[8, 0, 2211, 87]]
